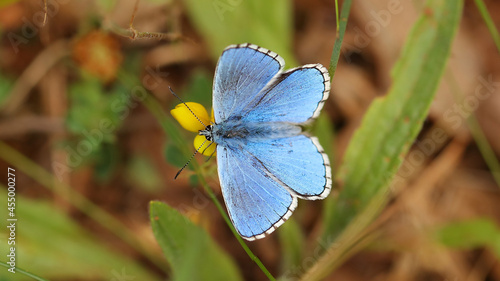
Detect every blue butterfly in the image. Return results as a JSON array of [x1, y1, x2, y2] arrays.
[[200, 43, 332, 241]]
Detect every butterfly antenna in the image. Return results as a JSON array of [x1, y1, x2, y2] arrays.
[[174, 138, 209, 179], [169, 86, 207, 127]]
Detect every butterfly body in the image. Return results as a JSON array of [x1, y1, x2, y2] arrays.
[[203, 121, 302, 144], [204, 43, 332, 241]]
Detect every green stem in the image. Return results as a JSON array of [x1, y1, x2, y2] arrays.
[[0, 141, 166, 273], [446, 72, 500, 187], [0, 261, 49, 281], [335, 0, 339, 34], [199, 174, 276, 280], [471, 0, 500, 184], [473, 0, 500, 53], [467, 117, 500, 186], [328, 0, 351, 79]]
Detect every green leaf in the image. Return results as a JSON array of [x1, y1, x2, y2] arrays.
[[189, 174, 199, 186], [0, 190, 160, 281], [150, 201, 243, 281], [323, 0, 464, 240], [64, 78, 130, 173], [435, 218, 500, 257], [164, 142, 188, 168], [93, 142, 119, 181], [0, 73, 13, 109], [66, 79, 120, 146], [183, 0, 296, 66], [126, 154, 163, 193]]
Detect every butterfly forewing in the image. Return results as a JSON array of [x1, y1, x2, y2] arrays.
[[213, 43, 284, 123], [240, 65, 330, 124]]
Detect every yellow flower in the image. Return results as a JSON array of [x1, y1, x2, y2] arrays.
[[170, 102, 210, 132], [171, 102, 216, 156], [194, 135, 216, 156]]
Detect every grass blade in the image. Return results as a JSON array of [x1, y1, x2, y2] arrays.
[[328, 0, 351, 78], [473, 0, 500, 52], [323, 0, 464, 241], [302, 0, 464, 279]]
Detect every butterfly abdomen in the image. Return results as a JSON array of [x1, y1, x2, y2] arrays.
[[213, 121, 302, 145]]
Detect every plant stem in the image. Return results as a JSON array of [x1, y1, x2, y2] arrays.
[[473, 0, 500, 53], [335, 0, 339, 34], [328, 0, 351, 79], [0, 261, 49, 281], [446, 71, 500, 187]]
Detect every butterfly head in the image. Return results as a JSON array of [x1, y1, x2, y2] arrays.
[[199, 125, 214, 142], [170, 103, 216, 179]]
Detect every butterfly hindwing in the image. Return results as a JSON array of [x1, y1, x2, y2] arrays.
[[244, 134, 332, 199], [217, 144, 297, 241], [213, 44, 285, 123]]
